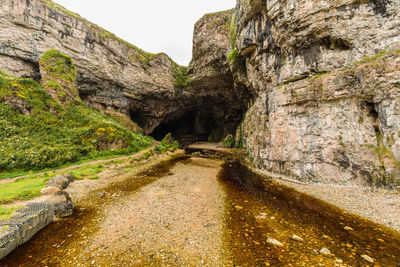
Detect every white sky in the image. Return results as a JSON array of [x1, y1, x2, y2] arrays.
[[55, 0, 236, 65]]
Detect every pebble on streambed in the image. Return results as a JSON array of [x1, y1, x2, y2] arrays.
[[266, 238, 284, 247]]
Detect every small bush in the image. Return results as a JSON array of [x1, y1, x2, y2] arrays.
[[228, 49, 246, 71], [155, 133, 179, 153], [173, 65, 189, 90], [222, 134, 235, 148]]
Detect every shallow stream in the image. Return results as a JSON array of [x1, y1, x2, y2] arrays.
[[2, 152, 400, 266]]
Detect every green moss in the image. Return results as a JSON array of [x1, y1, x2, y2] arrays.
[[0, 70, 152, 173], [353, 50, 389, 65]]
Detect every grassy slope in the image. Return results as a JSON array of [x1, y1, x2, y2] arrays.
[[0, 69, 152, 175]]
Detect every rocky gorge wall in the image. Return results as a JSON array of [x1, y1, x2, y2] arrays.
[[0, 0, 180, 133], [2, 0, 400, 188], [226, 0, 400, 187], [0, 0, 249, 142]]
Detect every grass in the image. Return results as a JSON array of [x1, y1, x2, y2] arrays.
[[61, 163, 105, 180], [0, 176, 49, 204], [229, 13, 237, 49], [0, 67, 152, 174]]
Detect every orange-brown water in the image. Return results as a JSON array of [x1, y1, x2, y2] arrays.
[[219, 160, 400, 266]]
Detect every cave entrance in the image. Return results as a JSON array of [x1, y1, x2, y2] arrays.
[[150, 110, 217, 146]]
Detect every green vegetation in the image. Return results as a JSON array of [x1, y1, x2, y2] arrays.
[[40, 49, 79, 105], [0, 176, 49, 204], [62, 163, 105, 180], [222, 135, 235, 148], [229, 13, 238, 49], [353, 50, 389, 65], [173, 65, 190, 90], [154, 133, 179, 153], [0, 69, 152, 174], [352, 48, 400, 66], [40, 49, 77, 80], [228, 49, 246, 71]]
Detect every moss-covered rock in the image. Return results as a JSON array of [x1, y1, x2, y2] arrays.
[[39, 49, 80, 106], [0, 69, 152, 172]]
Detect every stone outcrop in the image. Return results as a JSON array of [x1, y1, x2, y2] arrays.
[[0, 0, 249, 143], [187, 10, 252, 142], [0, 0, 178, 133], [226, 0, 400, 187]]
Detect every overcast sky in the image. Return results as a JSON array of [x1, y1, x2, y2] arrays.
[[55, 0, 236, 65]]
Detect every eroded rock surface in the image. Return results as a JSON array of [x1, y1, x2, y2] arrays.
[[228, 0, 400, 187], [189, 1, 400, 187]]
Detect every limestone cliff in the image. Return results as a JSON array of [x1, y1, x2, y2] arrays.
[[0, 0, 249, 144], [0, 0, 181, 133], [225, 0, 400, 187]]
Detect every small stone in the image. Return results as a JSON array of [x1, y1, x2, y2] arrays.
[[344, 226, 354, 231], [361, 254, 374, 263], [255, 213, 268, 220], [320, 247, 331, 256], [234, 205, 243, 210], [267, 237, 284, 247], [96, 191, 106, 198], [291, 235, 303, 242], [336, 259, 343, 264]]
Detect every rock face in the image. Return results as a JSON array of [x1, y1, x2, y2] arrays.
[[0, 0, 178, 133], [228, 0, 400, 187], [188, 10, 252, 143], [0, 0, 249, 143], [2, 0, 400, 187]]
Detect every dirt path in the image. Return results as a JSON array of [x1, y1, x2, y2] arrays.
[[0, 143, 158, 185]]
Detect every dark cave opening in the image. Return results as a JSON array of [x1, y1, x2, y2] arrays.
[[150, 110, 218, 146]]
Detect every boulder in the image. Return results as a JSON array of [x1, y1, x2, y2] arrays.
[[40, 186, 61, 196], [50, 191, 74, 218], [48, 175, 70, 190]]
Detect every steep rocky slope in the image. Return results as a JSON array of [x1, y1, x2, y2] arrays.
[[0, 0, 248, 143], [0, 0, 183, 134], [223, 0, 400, 187]]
